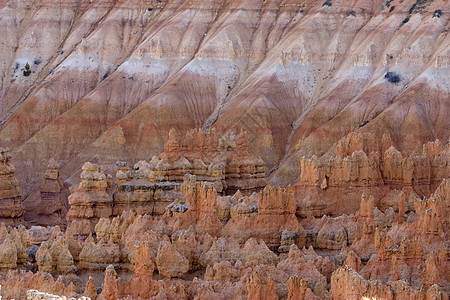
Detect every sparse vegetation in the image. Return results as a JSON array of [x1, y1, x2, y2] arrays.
[[409, 0, 431, 14], [23, 63, 31, 76], [399, 15, 411, 27], [322, 0, 331, 7], [385, 71, 400, 83], [433, 9, 442, 18], [389, 6, 395, 12], [359, 120, 369, 128]]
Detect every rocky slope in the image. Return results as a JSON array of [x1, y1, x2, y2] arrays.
[[0, 1, 449, 298], [0, 0, 448, 213], [0, 169, 448, 299]]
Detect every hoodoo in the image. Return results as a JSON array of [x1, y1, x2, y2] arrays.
[[0, 0, 448, 299]]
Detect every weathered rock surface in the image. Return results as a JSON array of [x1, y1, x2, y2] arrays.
[[66, 162, 112, 236], [36, 159, 68, 227], [113, 178, 181, 217], [222, 186, 306, 247], [294, 138, 449, 216], [172, 174, 223, 235], [0, 148, 24, 224], [155, 240, 189, 278], [2, 0, 447, 206], [0, 0, 448, 299], [134, 128, 266, 194]]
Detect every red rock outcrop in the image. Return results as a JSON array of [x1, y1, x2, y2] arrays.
[[0, 148, 24, 225], [0, 235, 18, 269], [172, 174, 223, 235], [155, 240, 189, 278], [225, 130, 267, 193], [101, 265, 118, 300], [331, 266, 448, 300], [382, 141, 449, 188], [277, 245, 327, 296], [36, 159, 67, 227], [222, 186, 306, 247], [300, 151, 382, 187], [0, 1, 448, 298], [414, 178, 449, 237], [78, 234, 122, 270], [35, 231, 76, 274], [113, 177, 181, 217], [1, 0, 446, 209], [66, 162, 113, 237], [335, 133, 393, 158], [0, 270, 81, 300], [83, 276, 97, 300], [118, 240, 160, 299], [296, 138, 449, 216], [0, 223, 27, 269], [147, 128, 227, 192], [172, 227, 213, 271], [134, 128, 266, 194], [287, 276, 320, 300], [247, 272, 279, 300], [0, 177, 448, 298]]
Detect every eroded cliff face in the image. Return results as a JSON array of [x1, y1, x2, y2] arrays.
[[0, 0, 449, 299], [0, 176, 448, 299], [294, 134, 449, 216], [0, 0, 448, 207], [66, 162, 113, 237], [35, 159, 68, 228], [0, 148, 24, 225], [0, 132, 449, 299]]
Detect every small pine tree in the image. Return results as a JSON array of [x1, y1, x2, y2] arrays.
[[23, 63, 31, 76]]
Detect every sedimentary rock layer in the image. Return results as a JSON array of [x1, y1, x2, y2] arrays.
[[0, 0, 447, 211]]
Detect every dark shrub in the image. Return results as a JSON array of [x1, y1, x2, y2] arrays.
[[385, 72, 400, 83], [359, 120, 369, 128], [433, 9, 442, 18], [322, 0, 332, 7], [402, 16, 410, 25], [23, 63, 31, 76]]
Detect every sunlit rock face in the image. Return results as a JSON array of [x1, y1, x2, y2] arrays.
[[0, 0, 448, 209], [0, 148, 24, 225], [35, 159, 68, 227], [66, 162, 112, 237], [0, 0, 448, 299]]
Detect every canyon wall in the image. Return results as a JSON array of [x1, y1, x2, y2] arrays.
[[0, 178, 448, 299], [0, 0, 448, 299], [295, 134, 449, 216], [0, 0, 447, 210], [0, 148, 24, 225]]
